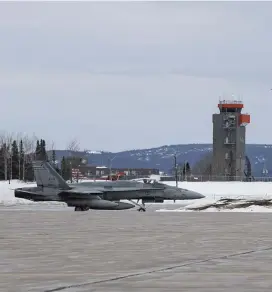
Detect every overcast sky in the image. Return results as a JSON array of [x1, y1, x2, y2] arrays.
[[0, 1, 272, 152]]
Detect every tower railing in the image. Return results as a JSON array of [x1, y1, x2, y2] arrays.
[[218, 99, 243, 104]]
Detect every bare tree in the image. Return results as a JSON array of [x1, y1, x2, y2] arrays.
[[7, 132, 13, 181], [9, 131, 28, 181], [66, 138, 80, 152], [22, 133, 37, 181], [0, 132, 6, 148], [23, 133, 37, 155], [0, 132, 6, 180], [65, 138, 81, 183], [15, 132, 23, 181], [0, 131, 14, 181], [47, 139, 57, 165], [48, 140, 55, 152]]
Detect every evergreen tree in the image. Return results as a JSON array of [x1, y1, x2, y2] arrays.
[[19, 139, 24, 180], [61, 156, 70, 181], [36, 139, 48, 161], [11, 140, 19, 179], [0, 145, 5, 180], [50, 149, 60, 173], [41, 139, 48, 161], [35, 140, 41, 159], [61, 156, 66, 176], [182, 162, 191, 176], [186, 162, 191, 175], [182, 164, 185, 176], [55, 164, 61, 174], [51, 150, 56, 165], [40, 139, 45, 160], [2, 143, 9, 181]]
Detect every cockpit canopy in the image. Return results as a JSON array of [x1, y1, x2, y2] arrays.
[[137, 178, 165, 188], [142, 178, 156, 184]]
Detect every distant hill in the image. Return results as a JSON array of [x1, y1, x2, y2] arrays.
[[51, 144, 272, 177]]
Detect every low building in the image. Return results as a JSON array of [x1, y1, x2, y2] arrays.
[[72, 165, 160, 179], [110, 168, 160, 176], [72, 165, 97, 178]]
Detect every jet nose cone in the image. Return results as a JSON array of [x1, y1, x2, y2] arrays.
[[190, 191, 205, 199]]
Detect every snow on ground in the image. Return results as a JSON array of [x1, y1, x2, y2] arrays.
[[163, 181, 272, 199], [157, 205, 272, 213], [0, 180, 66, 207], [0, 180, 33, 205], [157, 181, 272, 212]]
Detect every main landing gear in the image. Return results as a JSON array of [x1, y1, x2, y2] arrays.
[[74, 206, 90, 211], [128, 200, 146, 212]]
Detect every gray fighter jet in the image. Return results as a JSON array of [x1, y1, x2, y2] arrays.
[[14, 161, 204, 212]]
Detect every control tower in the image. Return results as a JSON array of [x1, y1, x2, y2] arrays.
[[212, 99, 250, 180]]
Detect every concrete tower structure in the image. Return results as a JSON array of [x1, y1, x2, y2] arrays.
[[212, 99, 250, 180]]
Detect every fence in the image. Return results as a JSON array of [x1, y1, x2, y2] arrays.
[[164, 175, 272, 182]]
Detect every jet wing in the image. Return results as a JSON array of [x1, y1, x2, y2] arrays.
[[59, 189, 104, 199], [15, 189, 42, 195]]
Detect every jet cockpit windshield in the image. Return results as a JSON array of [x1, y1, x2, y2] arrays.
[[142, 178, 157, 184], [130, 178, 165, 187]]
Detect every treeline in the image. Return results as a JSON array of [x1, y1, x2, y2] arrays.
[[172, 161, 192, 179], [35, 140, 76, 181], [0, 134, 76, 182], [0, 138, 34, 181]]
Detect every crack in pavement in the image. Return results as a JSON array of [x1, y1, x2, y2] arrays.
[[44, 246, 272, 292]]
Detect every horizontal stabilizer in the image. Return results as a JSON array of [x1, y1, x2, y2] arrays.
[[15, 189, 41, 196]]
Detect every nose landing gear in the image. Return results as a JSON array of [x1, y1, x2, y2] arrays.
[[128, 199, 146, 212]]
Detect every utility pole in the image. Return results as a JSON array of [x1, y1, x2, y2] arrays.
[[108, 158, 111, 180], [22, 153, 25, 181], [70, 161, 73, 183], [108, 155, 117, 180], [18, 155, 21, 181], [10, 155, 12, 182], [174, 154, 178, 188]]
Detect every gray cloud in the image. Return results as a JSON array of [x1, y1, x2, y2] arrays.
[[0, 2, 271, 151]]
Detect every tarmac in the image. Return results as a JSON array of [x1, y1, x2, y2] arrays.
[[1, 205, 272, 292]]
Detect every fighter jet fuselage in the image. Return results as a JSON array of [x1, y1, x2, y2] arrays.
[[14, 161, 204, 212]]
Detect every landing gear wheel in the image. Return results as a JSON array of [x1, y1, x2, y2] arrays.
[[74, 206, 90, 211], [128, 200, 147, 212]]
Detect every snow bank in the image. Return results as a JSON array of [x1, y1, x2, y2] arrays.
[[163, 181, 272, 199], [0, 180, 65, 206], [157, 205, 272, 213], [156, 181, 272, 213]]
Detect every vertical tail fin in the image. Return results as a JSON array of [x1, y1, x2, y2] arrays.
[[32, 161, 70, 190]]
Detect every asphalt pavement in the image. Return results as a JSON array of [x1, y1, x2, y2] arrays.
[[1, 206, 272, 292]]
